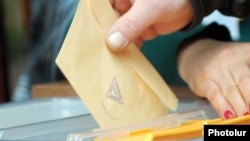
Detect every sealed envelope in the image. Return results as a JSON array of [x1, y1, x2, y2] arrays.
[[55, 0, 178, 128]]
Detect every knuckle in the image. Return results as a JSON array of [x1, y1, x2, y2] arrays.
[[122, 17, 140, 37], [201, 80, 219, 102], [192, 79, 217, 98], [196, 68, 214, 82], [218, 47, 236, 58], [237, 77, 250, 103], [237, 74, 250, 85], [223, 84, 237, 99], [224, 84, 236, 93]]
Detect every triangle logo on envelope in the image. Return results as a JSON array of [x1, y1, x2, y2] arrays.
[[55, 0, 178, 128], [106, 76, 123, 104]]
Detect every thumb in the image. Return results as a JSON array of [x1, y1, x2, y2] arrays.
[[106, 1, 158, 51]]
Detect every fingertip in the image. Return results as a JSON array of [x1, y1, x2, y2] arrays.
[[223, 110, 235, 120], [106, 31, 128, 52], [243, 112, 250, 116], [106, 4, 153, 51]]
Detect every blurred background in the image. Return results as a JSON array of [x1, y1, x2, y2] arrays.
[[0, 0, 249, 104], [0, 0, 29, 103], [1, 0, 79, 103]]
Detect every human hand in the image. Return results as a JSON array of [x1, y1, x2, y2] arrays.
[[106, 0, 194, 51], [177, 38, 250, 120]]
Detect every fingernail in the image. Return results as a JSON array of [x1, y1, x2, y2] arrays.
[[243, 112, 249, 116], [108, 31, 127, 50], [224, 110, 234, 120]]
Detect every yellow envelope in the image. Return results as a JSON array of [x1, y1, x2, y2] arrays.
[[55, 0, 178, 129]]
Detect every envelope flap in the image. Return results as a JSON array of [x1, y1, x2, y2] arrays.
[[89, 0, 178, 110], [55, 0, 178, 128]]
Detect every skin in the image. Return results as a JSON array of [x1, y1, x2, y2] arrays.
[[107, 0, 250, 120], [177, 38, 250, 120], [107, 0, 194, 51]]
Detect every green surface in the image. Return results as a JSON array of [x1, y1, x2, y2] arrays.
[[141, 26, 204, 85], [239, 18, 250, 42]]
